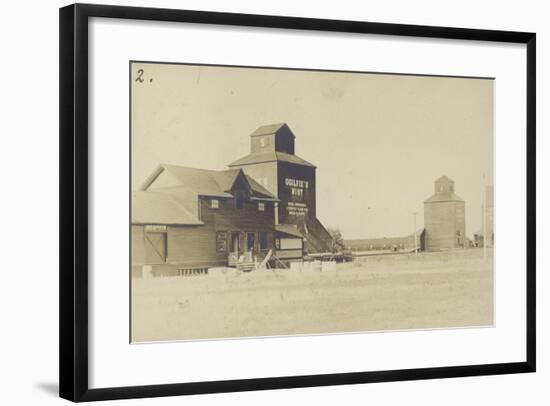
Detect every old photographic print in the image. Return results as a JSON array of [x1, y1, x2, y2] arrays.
[[130, 62, 494, 343]]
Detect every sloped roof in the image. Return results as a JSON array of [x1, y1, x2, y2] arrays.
[[132, 191, 202, 225], [424, 192, 464, 203], [250, 123, 294, 138], [245, 175, 275, 198], [435, 175, 454, 183], [134, 164, 279, 225], [157, 164, 278, 199], [161, 164, 234, 198], [210, 169, 241, 194], [276, 224, 304, 238], [228, 151, 315, 168]]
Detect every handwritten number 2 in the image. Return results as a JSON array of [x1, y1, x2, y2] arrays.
[[136, 69, 144, 83]]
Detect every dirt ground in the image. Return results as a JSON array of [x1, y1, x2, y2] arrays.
[[131, 249, 494, 342]]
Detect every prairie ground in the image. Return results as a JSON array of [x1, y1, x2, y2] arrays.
[[131, 248, 493, 342]]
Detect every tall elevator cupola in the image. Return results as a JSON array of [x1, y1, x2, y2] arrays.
[[228, 123, 333, 254], [250, 123, 295, 155], [434, 175, 455, 194]]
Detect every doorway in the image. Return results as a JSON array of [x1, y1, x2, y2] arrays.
[[230, 231, 240, 254]]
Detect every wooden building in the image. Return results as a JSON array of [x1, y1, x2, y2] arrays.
[[131, 123, 337, 275], [424, 176, 466, 251], [131, 164, 285, 276], [228, 123, 333, 254], [345, 229, 426, 253]]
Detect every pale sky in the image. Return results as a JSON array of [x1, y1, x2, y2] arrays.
[[131, 62, 494, 240]]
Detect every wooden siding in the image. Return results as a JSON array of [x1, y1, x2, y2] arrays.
[[235, 161, 278, 197], [424, 201, 466, 250], [275, 249, 303, 259], [132, 186, 277, 269], [131, 225, 146, 266], [251, 134, 277, 154], [280, 238, 302, 250]]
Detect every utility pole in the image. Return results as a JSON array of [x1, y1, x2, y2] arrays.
[[413, 211, 418, 256]]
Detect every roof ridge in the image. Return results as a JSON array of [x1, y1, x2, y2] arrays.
[[424, 191, 464, 203], [162, 162, 220, 173], [249, 122, 289, 137], [228, 151, 316, 168]]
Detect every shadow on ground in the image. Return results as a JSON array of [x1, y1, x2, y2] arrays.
[[34, 382, 58, 397]]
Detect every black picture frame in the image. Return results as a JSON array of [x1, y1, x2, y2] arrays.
[[59, 3, 536, 402]]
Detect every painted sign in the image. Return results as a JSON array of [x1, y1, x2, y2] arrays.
[[145, 225, 167, 232], [285, 177, 309, 216], [285, 178, 309, 189], [287, 202, 308, 216]]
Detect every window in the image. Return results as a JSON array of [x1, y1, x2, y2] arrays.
[[211, 199, 219, 209], [246, 232, 255, 251], [275, 238, 280, 249], [258, 202, 265, 211], [235, 190, 245, 209], [259, 232, 268, 250], [260, 137, 269, 147], [216, 231, 227, 252]]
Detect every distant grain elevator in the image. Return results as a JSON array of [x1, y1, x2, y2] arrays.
[[424, 176, 466, 250]]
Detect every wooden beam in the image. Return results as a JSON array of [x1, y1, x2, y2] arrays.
[[139, 165, 165, 191]]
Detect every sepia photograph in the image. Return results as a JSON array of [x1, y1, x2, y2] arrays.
[[130, 61, 494, 343]]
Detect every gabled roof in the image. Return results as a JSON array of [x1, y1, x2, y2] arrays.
[[245, 175, 275, 198], [435, 175, 454, 183], [210, 169, 241, 194], [160, 164, 234, 198], [228, 151, 315, 168], [133, 163, 279, 225], [142, 164, 279, 199], [132, 191, 203, 225], [250, 123, 294, 138], [424, 192, 464, 203]]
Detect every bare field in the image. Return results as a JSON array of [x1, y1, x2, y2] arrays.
[[131, 249, 494, 342]]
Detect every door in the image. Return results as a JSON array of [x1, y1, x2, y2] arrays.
[[246, 232, 255, 252], [145, 231, 167, 263], [230, 232, 240, 254]]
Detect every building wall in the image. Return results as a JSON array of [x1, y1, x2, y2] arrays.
[[131, 194, 276, 271], [131, 225, 146, 277], [199, 193, 276, 238], [274, 131, 295, 154], [235, 161, 278, 197], [250, 133, 277, 154], [131, 225, 146, 265], [424, 201, 466, 250], [277, 161, 317, 225], [234, 160, 318, 227]]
